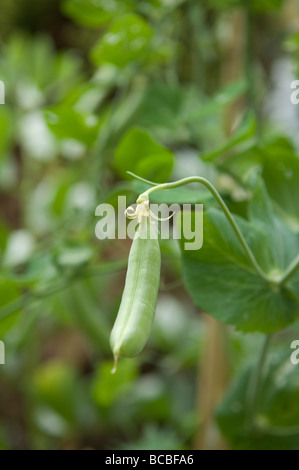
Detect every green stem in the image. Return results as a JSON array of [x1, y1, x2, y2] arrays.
[[246, 334, 272, 429], [279, 253, 299, 286], [137, 175, 269, 281]]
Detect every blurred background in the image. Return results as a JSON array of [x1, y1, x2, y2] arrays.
[[1, 0, 299, 450]]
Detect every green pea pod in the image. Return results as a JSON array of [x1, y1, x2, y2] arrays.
[[110, 215, 161, 372]]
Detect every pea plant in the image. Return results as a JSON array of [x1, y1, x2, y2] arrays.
[[112, 162, 299, 449]]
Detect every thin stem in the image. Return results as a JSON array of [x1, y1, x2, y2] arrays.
[[137, 176, 269, 281], [246, 334, 272, 429], [127, 171, 158, 187], [279, 253, 299, 286]]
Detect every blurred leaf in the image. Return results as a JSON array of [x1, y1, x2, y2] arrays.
[[223, 136, 299, 232], [62, 0, 134, 28], [54, 244, 93, 269], [91, 14, 153, 68], [45, 106, 99, 147], [183, 80, 248, 124], [91, 359, 138, 407], [201, 113, 257, 161], [114, 127, 174, 182], [137, 83, 185, 135], [221, 144, 263, 182]]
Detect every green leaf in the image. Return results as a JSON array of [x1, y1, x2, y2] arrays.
[[137, 83, 185, 135], [91, 14, 153, 68], [181, 207, 299, 333], [221, 143, 263, 183], [183, 80, 248, 124], [222, 136, 299, 232], [248, 177, 299, 274], [201, 113, 257, 161], [44, 107, 99, 146], [62, 0, 134, 28], [261, 137, 299, 232], [114, 127, 174, 182]]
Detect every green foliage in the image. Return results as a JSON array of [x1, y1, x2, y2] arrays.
[[114, 127, 174, 181], [217, 350, 299, 450], [62, 0, 135, 28], [91, 14, 153, 68], [181, 179, 299, 333]]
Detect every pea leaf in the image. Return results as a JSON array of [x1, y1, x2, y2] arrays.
[[91, 14, 153, 68], [247, 177, 299, 274], [261, 137, 299, 233], [181, 187, 299, 333], [114, 127, 174, 182]]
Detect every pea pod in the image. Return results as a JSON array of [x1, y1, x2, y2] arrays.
[[110, 212, 161, 372]]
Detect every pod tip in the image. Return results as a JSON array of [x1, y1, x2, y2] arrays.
[[111, 354, 119, 374]]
